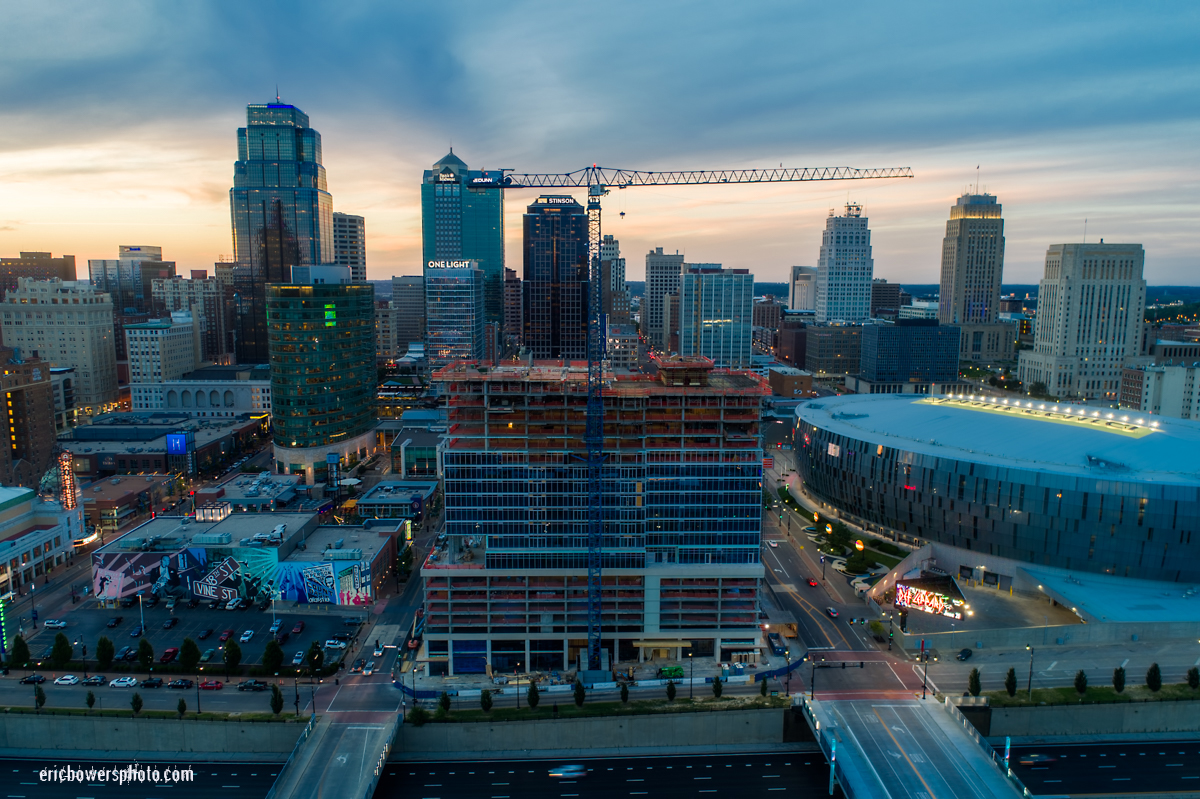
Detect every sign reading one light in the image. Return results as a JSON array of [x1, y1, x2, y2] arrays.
[[427, 260, 476, 269]]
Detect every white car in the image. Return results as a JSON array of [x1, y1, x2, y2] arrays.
[[269, 619, 283, 634], [109, 676, 137, 687], [54, 675, 79, 686], [372, 644, 385, 658], [225, 598, 242, 611], [43, 619, 67, 629], [324, 639, 348, 650], [363, 661, 376, 676], [239, 630, 254, 643], [292, 650, 306, 666], [768, 540, 779, 548]]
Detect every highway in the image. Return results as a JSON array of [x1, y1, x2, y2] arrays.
[[1007, 740, 1200, 795], [375, 753, 842, 798], [0, 757, 278, 799]]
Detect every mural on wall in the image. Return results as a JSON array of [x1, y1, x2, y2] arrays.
[[92, 549, 208, 600], [337, 563, 371, 605], [191, 555, 242, 603]]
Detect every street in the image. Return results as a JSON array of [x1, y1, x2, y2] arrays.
[[1007, 740, 1200, 795], [0, 757, 279, 799]]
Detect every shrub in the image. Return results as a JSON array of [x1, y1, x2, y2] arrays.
[[178, 698, 188, 718], [270, 684, 284, 715], [1004, 667, 1017, 697], [666, 680, 676, 702], [8, 635, 29, 667], [131, 692, 143, 716], [95, 637, 114, 670], [408, 706, 431, 726], [480, 689, 493, 713], [759, 677, 767, 697], [968, 668, 981, 697], [527, 682, 540, 710], [1074, 670, 1088, 696], [620, 683, 629, 704], [86, 691, 96, 711], [1188, 667, 1199, 690], [1113, 667, 1126, 694], [868, 620, 885, 636], [574, 680, 586, 708], [137, 638, 154, 672], [51, 633, 73, 670], [438, 692, 451, 714], [1147, 663, 1162, 692], [34, 684, 46, 711], [713, 678, 724, 698]]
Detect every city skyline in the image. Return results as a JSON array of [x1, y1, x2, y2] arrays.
[[0, 4, 1196, 286]]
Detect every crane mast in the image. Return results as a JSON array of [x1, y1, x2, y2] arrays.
[[499, 163, 913, 672]]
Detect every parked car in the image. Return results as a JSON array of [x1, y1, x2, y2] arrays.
[[129, 625, 144, 637], [275, 631, 290, 645], [162, 617, 179, 630], [269, 619, 283, 634], [109, 677, 137, 687], [54, 675, 80, 686], [123, 648, 140, 662], [186, 598, 200, 609], [292, 620, 306, 634], [956, 648, 973, 661], [332, 632, 352, 643], [199, 680, 223, 690], [350, 659, 366, 673], [237, 679, 268, 692], [200, 649, 216, 663], [218, 630, 234, 643], [363, 661, 376, 676], [82, 675, 105, 686], [168, 679, 194, 690], [44, 619, 67, 629], [142, 595, 158, 608], [208, 599, 222, 610], [106, 616, 124, 628], [342, 618, 362, 628], [239, 630, 254, 643], [140, 677, 163, 689], [292, 651, 306, 666], [114, 646, 132, 661], [238, 598, 253, 610], [159, 647, 180, 664], [120, 597, 135, 608], [20, 674, 46, 684], [225, 598, 241, 611], [165, 596, 177, 610], [197, 628, 213, 641], [39, 645, 55, 660], [325, 639, 348, 650]]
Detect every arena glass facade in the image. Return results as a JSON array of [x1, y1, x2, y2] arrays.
[[795, 394, 1200, 584]]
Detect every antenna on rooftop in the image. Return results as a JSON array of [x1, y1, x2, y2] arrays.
[[275, 84, 281, 103], [1083, 218, 1088, 244], [975, 165, 980, 194]]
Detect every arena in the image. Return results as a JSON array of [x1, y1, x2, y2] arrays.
[[794, 393, 1200, 585]]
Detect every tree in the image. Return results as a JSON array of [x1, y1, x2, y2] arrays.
[[1004, 667, 1017, 697], [620, 683, 629, 704], [1074, 670, 1088, 696], [480, 689, 493, 713], [137, 638, 154, 673], [179, 638, 201, 673], [666, 680, 677, 702], [9, 635, 29, 668], [34, 684, 46, 711], [714, 678, 724, 698], [968, 668, 981, 697], [270, 684, 284, 716], [438, 691, 451, 714], [51, 633, 73, 670], [844, 550, 874, 575], [1188, 667, 1199, 690], [527, 682, 540, 710], [759, 677, 767, 697], [95, 637, 115, 671], [408, 706, 430, 726], [1113, 667, 1126, 694], [177, 698, 187, 718], [262, 639, 284, 675], [307, 641, 324, 673], [131, 692, 143, 716], [1147, 663, 1162, 692], [223, 640, 242, 678], [574, 680, 586, 707]]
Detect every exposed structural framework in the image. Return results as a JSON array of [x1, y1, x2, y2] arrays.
[[496, 164, 914, 671]]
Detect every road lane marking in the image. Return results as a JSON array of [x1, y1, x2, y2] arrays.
[[1047, 661, 1057, 671], [873, 707, 940, 799], [1120, 659, 1129, 668]]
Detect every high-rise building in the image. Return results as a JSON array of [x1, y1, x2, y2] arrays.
[[125, 311, 200, 384], [333, 212, 367, 283], [425, 260, 486, 370], [678, 266, 754, 368], [601, 235, 631, 324], [151, 274, 232, 363], [391, 276, 425, 356], [375, 299, 398, 363], [268, 266, 375, 485], [523, 196, 589, 360], [645, 247, 685, 350], [230, 102, 334, 364], [804, 325, 862, 377], [0, 278, 118, 414], [662, 293, 681, 354], [789, 266, 817, 312], [815, 204, 873, 323], [752, 296, 783, 330], [1018, 243, 1147, 402], [427, 356, 768, 674], [1120, 364, 1200, 419], [870, 279, 902, 317], [421, 150, 505, 326], [847, 319, 961, 394], [938, 194, 1004, 325], [0, 346, 56, 488], [88, 246, 174, 313], [503, 268, 523, 346], [0, 252, 76, 299]]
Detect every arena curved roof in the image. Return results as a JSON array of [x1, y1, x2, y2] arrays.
[[795, 393, 1200, 486]]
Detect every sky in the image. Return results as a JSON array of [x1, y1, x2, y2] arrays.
[[1, 1, 1198, 285]]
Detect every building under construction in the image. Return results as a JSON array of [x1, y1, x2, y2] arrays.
[[422, 355, 768, 676]]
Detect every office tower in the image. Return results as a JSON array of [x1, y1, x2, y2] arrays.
[[0, 346, 56, 488], [938, 194, 1004, 324], [815, 203, 873, 323], [601, 235, 631, 324], [645, 247, 685, 350], [50, 367, 76, 431], [777, 316, 808, 368], [125, 311, 200, 384], [804, 326, 862, 376], [151, 274, 232, 362], [1121, 364, 1200, 418], [789, 266, 817, 312], [230, 102, 334, 364], [391, 276, 425, 356], [267, 266, 375, 485], [870, 279, 902, 317], [849, 319, 960, 394], [503, 268, 523, 345], [1018, 243, 1147, 401], [0, 252, 76, 299], [605, 323, 639, 370], [375, 299, 398, 363], [752, 296, 783, 330], [333, 212, 367, 283], [522, 195, 589, 360], [678, 266, 754, 368], [662, 293, 680, 353], [421, 150, 505, 326], [88, 246, 174, 313], [0, 278, 117, 414], [425, 261, 485, 370], [427, 356, 767, 674]]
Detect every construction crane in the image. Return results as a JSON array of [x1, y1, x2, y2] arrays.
[[495, 164, 914, 672]]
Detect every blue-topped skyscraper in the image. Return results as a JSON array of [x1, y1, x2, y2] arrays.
[[230, 102, 334, 364], [421, 150, 505, 327]]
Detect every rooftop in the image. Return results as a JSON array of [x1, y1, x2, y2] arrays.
[[205, 472, 301, 503], [434, 359, 767, 396], [180, 364, 271, 382], [80, 474, 175, 503], [797, 393, 1200, 485], [285, 523, 393, 563], [357, 480, 438, 506], [1021, 566, 1200, 624], [95, 511, 318, 555]]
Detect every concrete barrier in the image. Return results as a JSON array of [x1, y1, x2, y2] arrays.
[[990, 700, 1200, 737], [0, 713, 304, 756], [394, 708, 784, 759], [895, 619, 1200, 653]]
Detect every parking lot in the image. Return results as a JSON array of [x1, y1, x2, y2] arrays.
[[23, 601, 362, 674]]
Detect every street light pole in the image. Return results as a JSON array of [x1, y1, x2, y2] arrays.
[[688, 651, 693, 700], [138, 593, 144, 632], [1025, 645, 1034, 700], [197, 667, 202, 714]]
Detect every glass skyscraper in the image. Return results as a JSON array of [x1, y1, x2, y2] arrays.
[[677, 266, 754, 368], [231, 103, 334, 364], [421, 151, 505, 326], [523, 195, 589, 360], [425, 261, 485, 370]]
